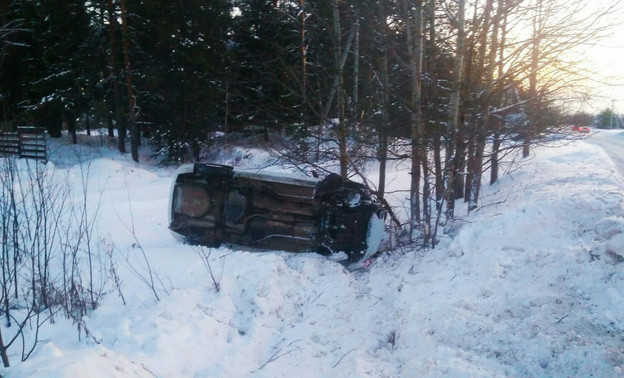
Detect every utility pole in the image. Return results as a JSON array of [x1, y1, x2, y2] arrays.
[[610, 100, 623, 129], [611, 100, 615, 129]]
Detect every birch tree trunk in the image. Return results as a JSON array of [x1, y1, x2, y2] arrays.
[[352, 11, 359, 123], [331, 0, 348, 179], [403, 0, 424, 240], [462, 3, 483, 204], [377, 2, 389, 200], [469, 0, 498, 212], [300, 0, 307, 125], [428, 0, 444, 214]]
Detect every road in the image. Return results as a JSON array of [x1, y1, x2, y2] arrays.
[[587, 130, 624, 174]]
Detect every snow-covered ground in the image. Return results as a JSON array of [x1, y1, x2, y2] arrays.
[[3, 131, 624, 377]]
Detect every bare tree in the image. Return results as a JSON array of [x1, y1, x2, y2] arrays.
[[523, 0, 543, 158], [468, 0, 501, 211], [0, 154, 113, 367], [402, 0, 425, 241], [195, 247, 224, 293], [489, 0, 508, 185], [445, 0, 466, 220], [377, 1, 390, 201]]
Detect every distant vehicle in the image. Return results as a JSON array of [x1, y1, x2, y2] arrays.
[[572, 126, 591, 133], [169, 164, 386, 265]]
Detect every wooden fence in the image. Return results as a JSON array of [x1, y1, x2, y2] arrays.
[[0, 126, 47, 162]]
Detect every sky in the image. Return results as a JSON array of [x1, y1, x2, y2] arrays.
[[578, 1, 624, 113], [505, 0, 623, 115], [592, 30, 624, 112]]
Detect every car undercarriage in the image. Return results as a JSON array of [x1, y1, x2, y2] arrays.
[[169, 164, 385, 265]]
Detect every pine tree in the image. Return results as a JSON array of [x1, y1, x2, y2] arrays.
[[126, 0, 231, 161], [15, 0, 93, 138]]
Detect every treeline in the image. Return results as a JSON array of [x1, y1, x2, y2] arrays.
[[0, 0, 615, 238]]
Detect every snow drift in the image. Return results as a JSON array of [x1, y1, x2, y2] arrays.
[[2, 131, 624, 377]]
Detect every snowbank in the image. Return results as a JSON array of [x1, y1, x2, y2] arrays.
[[3, 135, 624, 377]]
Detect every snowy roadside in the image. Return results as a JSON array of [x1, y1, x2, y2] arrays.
[[3, 135, 624, 377]]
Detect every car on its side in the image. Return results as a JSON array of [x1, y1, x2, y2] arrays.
[[169, 164, 385, 266]]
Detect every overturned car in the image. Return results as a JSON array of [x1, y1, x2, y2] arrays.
[[168, 164, 385, 265]]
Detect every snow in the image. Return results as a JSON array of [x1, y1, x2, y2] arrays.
[[3, 131, 624, 377]]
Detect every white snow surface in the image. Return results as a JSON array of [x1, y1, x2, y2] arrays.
[[3, 132, 624, 377]]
